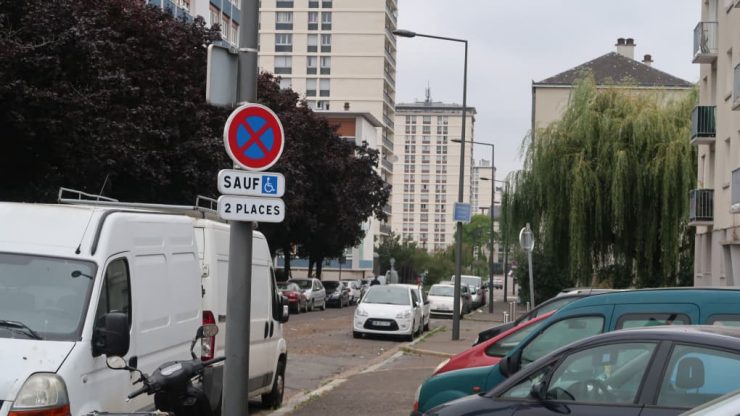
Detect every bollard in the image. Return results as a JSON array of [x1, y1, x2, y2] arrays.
[[509, 301, 516, 322], [526, 301, 531, 312], [503, 311, 509, 323]]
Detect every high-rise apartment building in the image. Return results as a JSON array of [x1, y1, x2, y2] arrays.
[[392, 92, 476, 252], [471, 159, 494, 215], [692, 0, 740, 287]]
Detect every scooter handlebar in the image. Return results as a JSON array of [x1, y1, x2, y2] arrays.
[[127, 385, 149, 400], [202, 356, 225, 367]]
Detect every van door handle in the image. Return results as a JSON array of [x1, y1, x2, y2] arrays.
[[264, 322, 269, 339], [269, 321, 274, 338]]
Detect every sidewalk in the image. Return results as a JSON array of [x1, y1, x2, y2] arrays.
[[405, 298, 530, 358]]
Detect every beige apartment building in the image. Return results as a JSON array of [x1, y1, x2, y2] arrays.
[[692, 0, 740, 287], [392, 93, 476, 252], [472, 159, 494, 216]]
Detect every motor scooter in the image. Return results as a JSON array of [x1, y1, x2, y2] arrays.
[[87, 324, 224, 416]]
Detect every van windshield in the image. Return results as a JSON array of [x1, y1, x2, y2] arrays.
[[0, 252, 96, 341]]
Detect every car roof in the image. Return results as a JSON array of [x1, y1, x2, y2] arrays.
[[393, 284, 421, 290], [557, 287, 740, 313]]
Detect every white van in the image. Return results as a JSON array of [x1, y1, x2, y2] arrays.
[[194, 218, 288, 410], [0, 191, 288, 415]]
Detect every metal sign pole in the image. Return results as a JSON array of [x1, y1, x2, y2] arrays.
[[223, 0, 259, 414]]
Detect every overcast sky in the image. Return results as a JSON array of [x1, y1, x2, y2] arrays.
[[394, 0, 701, 181]]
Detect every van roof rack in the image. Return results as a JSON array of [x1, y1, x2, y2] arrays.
[[58, 187, 221, 221]]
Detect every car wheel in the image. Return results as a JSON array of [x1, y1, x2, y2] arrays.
[[353, 331, 361, 339], [404, 332, 414, 342], [320, 299, 326, 310], [309, 300, 314, 312], [424, 320, 430, 331], [261, 359, 285, 409], [338, 299, 343, 309]]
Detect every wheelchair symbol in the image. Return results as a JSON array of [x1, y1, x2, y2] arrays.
[[262, 176, 277, 195]]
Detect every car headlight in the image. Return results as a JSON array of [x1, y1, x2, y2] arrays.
[[356, 307, 368, 316], [396, 309, 412, 319], [10, 373, 70, 416]]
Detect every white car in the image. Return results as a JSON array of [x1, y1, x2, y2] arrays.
[[340, 279, 362, 304], [428, 283, 470, 317], [353, 285, 423, 341], [396, 284, 431, 332]]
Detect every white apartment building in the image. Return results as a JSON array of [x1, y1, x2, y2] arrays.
[[472, 159, 494, 215], [392, 93, 476, 252], [692, 0, 740, 287]]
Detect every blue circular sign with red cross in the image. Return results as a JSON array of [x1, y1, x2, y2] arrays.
[[223, 103, 285, 171]]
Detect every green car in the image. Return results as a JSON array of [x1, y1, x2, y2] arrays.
[[413, 288, 740, 414]]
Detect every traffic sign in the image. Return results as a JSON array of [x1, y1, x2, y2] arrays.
[[218, 169, 285, 197], [453, 202, 472, 223], [217, 195, 285, 223], [223, 103, 285, 171]]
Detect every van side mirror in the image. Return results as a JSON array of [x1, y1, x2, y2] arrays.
[[279, 296, 290, 323], [93, 312, 129, 357]]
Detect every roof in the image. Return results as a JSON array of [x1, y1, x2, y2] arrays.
[[395, 101, 477, 114], [534, 52, 694, 88], [560, 288, 740, 311]]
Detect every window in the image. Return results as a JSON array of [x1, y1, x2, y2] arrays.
[[309, 0, 318, 7], [321, 12, 332, 29], [278, 77, 292, 89], [308, 11, 318, 30], [708, 314, 740, 327], [422, 115, 431, 124], [657, 344, 740, 408], [316, 100, 329, 110], [321, 34, 332, 52], [520, 316, 604, 367], [319, 79, 330, 97], [274, 56, 292, 74], [275, 33, 292, 52], [306, 78, 317, 96], [93, 258, 131, 355], [546, 343, 656, 404], [486, 320, 549, 358], [276, 0, 293, 7], [322, 0, 332, 7], [320, 56, 331, 74], [306, 56, 317, 74], [616, 313, 691, 330], [275, 11, 293, 30], [307, 34, 318, 52]]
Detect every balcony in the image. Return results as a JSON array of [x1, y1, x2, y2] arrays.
[[383, 204, 392, 215], [733, 168, 740, 213], [385, 26, 396, 46], [384, 69, 396, 88], [383, 114, 394, 129], [379, 223, 392, 235], [689, 189, 714, 226], [690, 106, 716, 145], [385, 2, 397, 24], [381, 157, 393, 172], [385, 48, 396, 68], [693, 21, 718, 64], [382, 136, 394, 151]]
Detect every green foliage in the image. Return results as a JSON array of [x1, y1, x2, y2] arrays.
[[505, 75, 696, 289], [514, 249, 572, 305], [375, 233, 454, 285]]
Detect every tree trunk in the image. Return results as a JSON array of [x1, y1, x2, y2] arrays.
[[316, 257, 324, 279], [308, 258, 315, 277], [283, 246, 292, 279]]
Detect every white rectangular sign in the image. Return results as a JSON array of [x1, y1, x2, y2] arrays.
[[218, 195, 285, 223], [218, 169, 285, 197]]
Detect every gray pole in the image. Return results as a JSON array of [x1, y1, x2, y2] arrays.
[[223, 1, 259, 415], [502, 182, 509, 303], [527, 250, 535, 308], [488, 147, 494, 314], [452, 40, 468, 341]]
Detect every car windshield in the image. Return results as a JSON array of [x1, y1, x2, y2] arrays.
[[363, 286, 410, 305], [277, 282, 291, 290], [429, 285, 454, 297], [324, 281, 341, 292], [461, 277, 481, 290], [0, 252, 96, 341], [290, 279, 312, 289]]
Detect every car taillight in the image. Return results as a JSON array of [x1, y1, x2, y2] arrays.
[[202, 310, 216, 361]]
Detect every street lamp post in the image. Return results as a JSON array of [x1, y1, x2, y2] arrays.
[[395, 29, 468, 341], [453, 139, 495, 314]]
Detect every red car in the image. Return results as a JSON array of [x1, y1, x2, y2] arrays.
[[278, 281, 308, 313], [433, 310, 555, 375]]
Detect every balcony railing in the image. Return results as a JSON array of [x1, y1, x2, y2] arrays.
[[689, 189, 714, 225], [383, 204, 392, 215], [383, 90, 395, 107], [385, 48, 396, 67], [690, 106, 716, 145], [384, 69, 396, 87], [693, 21, 718, 63], [385, 26, 396, 45], [381, 157, 393, 172], [379, 223, 392, 235], [383, 114, 394, 129], [383, 136, 394, 151]]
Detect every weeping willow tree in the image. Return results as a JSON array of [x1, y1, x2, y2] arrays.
[[505, 75, 696, 288]]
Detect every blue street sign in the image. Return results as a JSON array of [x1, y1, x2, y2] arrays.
[[453, 202, 472, 224], [262, 175, 278, 195]]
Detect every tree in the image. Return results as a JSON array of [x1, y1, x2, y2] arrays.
[[504, 75, 696, 289]]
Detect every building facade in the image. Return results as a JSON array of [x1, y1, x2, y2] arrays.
[[471, 159, 494, 215], [392, 93, 476, 252], [692, 0, 740, 287]]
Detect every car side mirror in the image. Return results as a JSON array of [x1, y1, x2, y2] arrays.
[[530, 381, 547, 401], [93, 312, 129, 357], [279, 296, 290, 323]]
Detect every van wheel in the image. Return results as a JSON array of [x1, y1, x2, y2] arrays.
[[261, 360, 285, 409]]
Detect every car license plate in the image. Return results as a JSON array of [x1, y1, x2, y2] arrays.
[[373, 321, 391, 326]]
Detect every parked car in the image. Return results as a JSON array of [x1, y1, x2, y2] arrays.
[[433, 311, 556, 376], [460, 283, 473, 314], [428, 283, 470, 317], [396, 284, 431, 332], [459, 275, 485, 308], [288, 277, 326, 311], [416, 326, 740, 416], [341, 280, 362, 304], [492, 275, 504, 289], [278, 282, 308, 313], [353, 284, 422, 341], [474, 289, 619, 345], [414, 288, 740, 413], [324, 280, 350, 308]]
